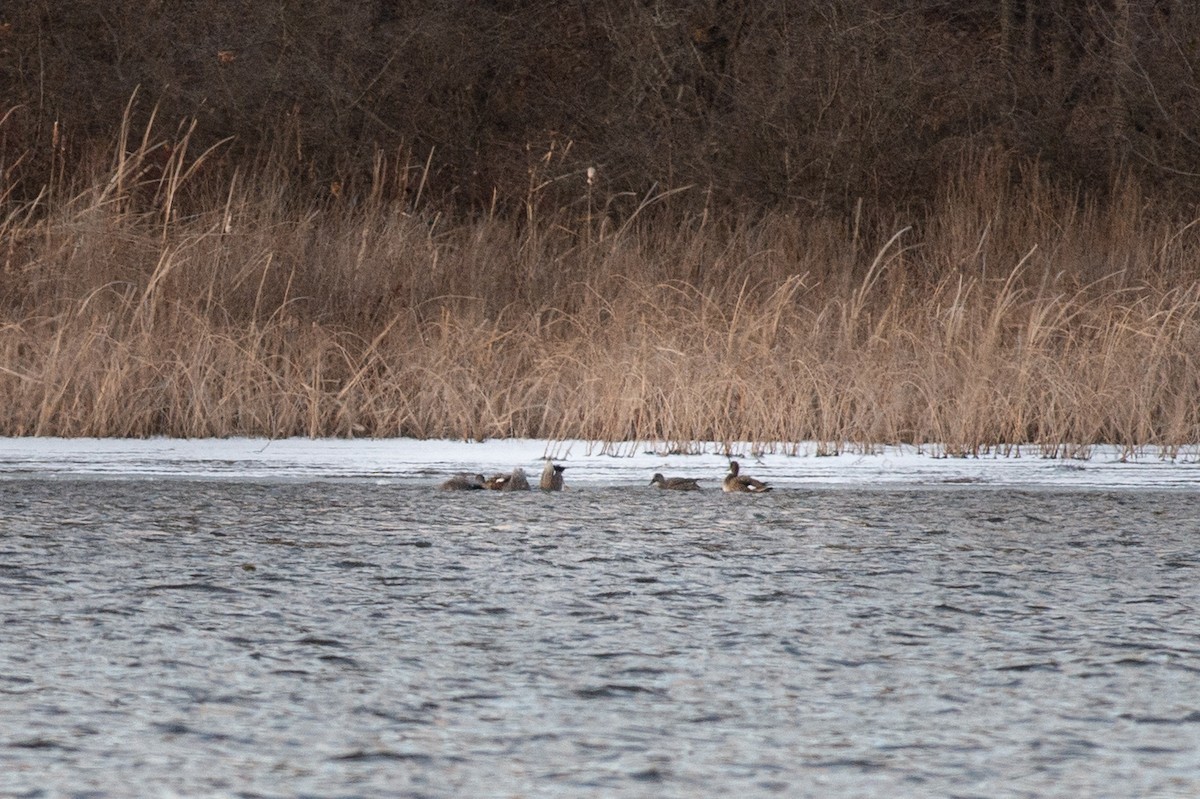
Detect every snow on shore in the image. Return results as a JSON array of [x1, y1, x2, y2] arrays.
[[0, 437, 1197, 489]]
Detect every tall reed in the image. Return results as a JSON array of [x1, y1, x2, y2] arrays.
[[3, 130, 1199, 456]]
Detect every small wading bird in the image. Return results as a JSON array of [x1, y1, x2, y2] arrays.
[[483, 467, 531, 491], [540, 460, 566, 491], [722, 460, 771, 493], [439, 473, 485, 491], [650, 473, 701, 491]]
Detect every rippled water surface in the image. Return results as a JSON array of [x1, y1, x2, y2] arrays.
[[3, 479, 1199, 798]]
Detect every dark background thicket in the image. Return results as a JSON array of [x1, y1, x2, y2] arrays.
[[2, 0, 1199, 216]]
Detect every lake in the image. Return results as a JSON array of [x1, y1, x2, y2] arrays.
[[2, 475, 1198, 797]]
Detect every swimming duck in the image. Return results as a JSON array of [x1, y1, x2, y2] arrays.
[[722, 461, 771, 493], [439, 473, 486, 491], [540, 460, 566, 491], [484, 467, 531, 491], [650, 473, 701, 491]]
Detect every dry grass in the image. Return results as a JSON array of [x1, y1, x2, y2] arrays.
[[3, 136, 1200, 456]]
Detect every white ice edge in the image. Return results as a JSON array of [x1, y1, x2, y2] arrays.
[[0, 437, 1198, 489]]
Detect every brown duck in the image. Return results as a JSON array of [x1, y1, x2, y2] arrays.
[[483, 467, 531, 491], [540, 460, 566, 491], [650, 473, 702, 491], [439, 473, 485, 491], [722, 461, 771, 493]]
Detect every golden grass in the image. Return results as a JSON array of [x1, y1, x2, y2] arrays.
[[3, 134, 1200, 456]]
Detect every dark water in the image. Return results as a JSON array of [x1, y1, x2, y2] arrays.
[[1, 480, 1198, 798]]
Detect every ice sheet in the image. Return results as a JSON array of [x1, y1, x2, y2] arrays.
[[1, 437, 1198, 489]]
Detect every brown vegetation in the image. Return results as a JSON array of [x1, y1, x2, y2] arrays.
[[2, 3, 1200, 451], [1, 128, 1198, 453]]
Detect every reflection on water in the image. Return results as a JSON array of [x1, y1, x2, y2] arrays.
[[2, 480, 1198, 797]]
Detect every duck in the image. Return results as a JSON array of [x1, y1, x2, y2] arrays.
[[439, 473, 485, 491], [540, 460, 566, 491], [722, 460, 771, 493], [650, 473, 701, 491], [484, 467, 531, 491]]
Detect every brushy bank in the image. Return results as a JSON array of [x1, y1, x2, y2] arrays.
[[2, 131, 1199, 456]]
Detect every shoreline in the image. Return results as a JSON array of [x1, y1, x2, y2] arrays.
[[2, 437, 1197, 490]]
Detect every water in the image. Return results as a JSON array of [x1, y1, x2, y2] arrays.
[[2, 479, 1198, 798]]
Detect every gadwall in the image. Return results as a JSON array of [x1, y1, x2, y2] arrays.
[[722, 461, 771, 493], [540, 460, 566, 491], [484, 467, 531, 491], [650, 473, 701, 491], [439, 473, 485, 491]]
